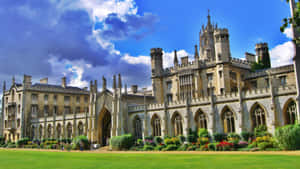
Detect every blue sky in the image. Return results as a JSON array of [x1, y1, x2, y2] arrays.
[[0, 0, 295, 95]]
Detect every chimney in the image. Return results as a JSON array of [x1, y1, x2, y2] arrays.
[[23, 75, 32, 88], [40, 78, 48, 84], [131, 85, 138, 94], [62, 77, 67, 88]]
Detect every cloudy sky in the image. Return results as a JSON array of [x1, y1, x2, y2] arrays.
[[0, 0, 294, 95]]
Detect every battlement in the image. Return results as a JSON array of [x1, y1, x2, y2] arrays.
[[150, 48, 163, 56], [214, 28, 229, 35], [255, 43, 268, 49]]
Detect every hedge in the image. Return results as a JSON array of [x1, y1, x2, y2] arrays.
[[110, 134, 134, 150], [275, 124, 300, 150]]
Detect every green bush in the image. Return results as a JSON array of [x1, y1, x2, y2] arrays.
[[240, 131, 254, 141], [137, 139, 143, 146], [72, 135, 90, 150], [177, 144, 188, 151], [153, 136, 163, 145], [258, 142, 274, 150], [143, 145, 154, 151], [213, 133, 227, 142], [154, 145, 166, 151], [186, 145, 197, 151], [0, 136, 5, 145], [16, 137, 30, 148], [7, 143, 16, 148], [254, 125, 269, 137], [208, 143, 216, 151], [144, 136, 153, 140], [110, 134, 134, 151], [187, 135, 197, 143], [162, 144, 178, 151], [198, 128, 210, 138], [275, 124, 300, 150], [178, 135, 185, 144]]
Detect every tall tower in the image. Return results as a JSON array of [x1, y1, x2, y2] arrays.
[[150, 48, 163, 77], [214, 28, 231, 62], [199, 11, 216, 61], [255, 43, 271, 68], [150, 48, 164, 103]]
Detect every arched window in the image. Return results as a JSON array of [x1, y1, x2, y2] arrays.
[[39, 125, 43, 140], [56, 124, 61, 139], [222, 109, 235, 133], [151, 115, 161, 136], [195, 110, 207, 129], [17, 119, 20, 128], [173, 113, 183, 136], [133, 116, 142, 139], [78, 122, 84, 136], [285, 101, 297, 125], [252, 104, 266, 129], [47, 124, 52, 138], [67, 123, 72, 139]]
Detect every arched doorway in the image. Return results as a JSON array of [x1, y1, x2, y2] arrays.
[[98, 108, 111, 146], [133, 116, 142, 139], [195, 109, 207, 130], [78, 122, 84, 136], [151, 114, 161, 137]]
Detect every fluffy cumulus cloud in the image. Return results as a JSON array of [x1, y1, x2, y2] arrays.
[[0, 0, 159, 89], [270, 27, 295, 67], [121, 49, 192, 68]]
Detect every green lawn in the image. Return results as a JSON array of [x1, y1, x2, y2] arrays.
[[0, 150, 299, 169]]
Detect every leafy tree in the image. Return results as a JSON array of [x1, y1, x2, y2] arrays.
[[281, 0, 300, 44]]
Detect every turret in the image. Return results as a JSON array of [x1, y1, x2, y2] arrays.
[[61, 77, 67, 88], [113, 75, 117, 93], [102, 76, 107, 92], [94, 80, 98, 93], [255, 43, 271, 68], [23, 75, 32, 88], [194, 45, 199, 60], [150, 48, 163, 76], [174, 50, 178, 66], [214, 28, 231, 62]]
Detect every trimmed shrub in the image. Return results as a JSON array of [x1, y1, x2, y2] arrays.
[[187, 145, 197, 151], [240, 131, 254, 141], [275, 124, 300, 150], [110, 134, 134, 151], [7, 143, 16, 148], [16, 137, 30, 148], [144, 136, 153, 140], [187, 135, 197, 143], [154, 145, 166, 151], [137, 139, 143, 146], [0, 136, 5, 145], [258, 142, 274, 150], [198, 128, 210, 138], [72, 135, 90, 150], [143, 145, 154, 151], [200, 145, 208, 151], [208, 143, 216, 151], [164, 137, 180, 145], [153, 136, 163, 145], [177, 144, 188, 151], [178, 135, 185, 144], [162, 144, 178, 151], [213, 133, 227, 142], [254, 125, 269, 137]]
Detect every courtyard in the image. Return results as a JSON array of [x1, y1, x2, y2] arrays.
[[0, 149, 299, 169]]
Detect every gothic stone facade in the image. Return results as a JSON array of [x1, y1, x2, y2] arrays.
[[1, 14, 299, 145]]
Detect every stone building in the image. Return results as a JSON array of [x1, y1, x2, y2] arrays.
[[0, 14, 299, 145]]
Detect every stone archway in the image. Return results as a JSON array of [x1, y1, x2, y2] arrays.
[[98, 108, 111, 146]]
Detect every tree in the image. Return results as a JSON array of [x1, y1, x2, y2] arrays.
[[281, 0, 300, 44]]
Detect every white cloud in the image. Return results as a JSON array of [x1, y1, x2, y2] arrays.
[[270, 41, 295, 67], [121, 49, 192, 68], [121, 54, 150, 65], [284, 27, 293, 39]]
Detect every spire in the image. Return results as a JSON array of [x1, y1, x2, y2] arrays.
[[94, 80, 98, 92], [3, 81, 6, 92], [207, 9, 211, 25], [102, 76, 107, 92], [174, 50, 178, 66], [194, 45, 199, 60], [125, 84, 127, 95], [90, 80, 93, 93], [118, 74, 122, 89], [113, 75, 116, 90], [12, 76, 15, 85]]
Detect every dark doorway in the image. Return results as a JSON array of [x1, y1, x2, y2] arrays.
[[101, 111, 111, 146]]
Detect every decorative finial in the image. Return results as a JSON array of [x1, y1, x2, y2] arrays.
[[102, 76, 107, 91], [118, 74, 122, 89], [113, 75, 116, 90], [12, 76, 15, 85], [194, 45, 199, 59]]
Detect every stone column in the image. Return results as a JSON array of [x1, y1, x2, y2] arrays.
[[52, 114, 56, 139], [268, 74, 277, 134], [43, 114, 47, 139], [183, 98, 190, 137], [237, 81, 244, 133], [208, 86, 215, 134], [72, 111, 76, 138], [162, 102, 169, 137]]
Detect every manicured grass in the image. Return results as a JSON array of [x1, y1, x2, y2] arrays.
[[0, 150, 299, 169]]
